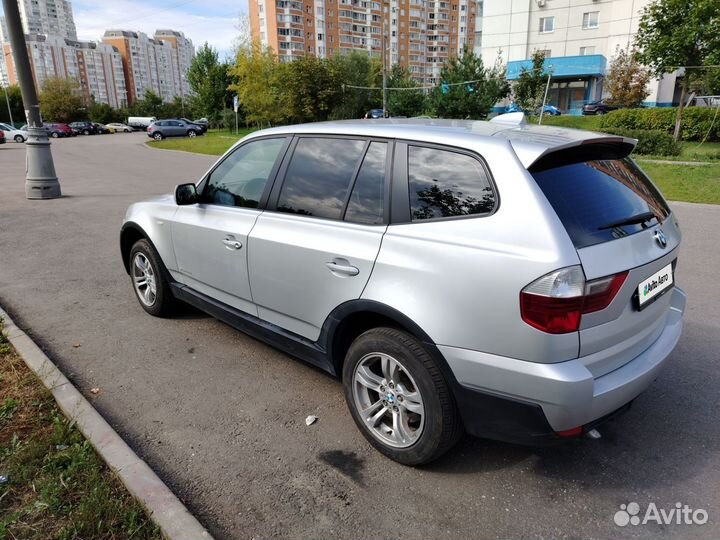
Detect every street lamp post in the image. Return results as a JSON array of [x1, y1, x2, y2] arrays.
[[2, 0, 60, 199]]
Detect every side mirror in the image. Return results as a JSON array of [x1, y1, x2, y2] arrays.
[[175, 183, 198, 205]]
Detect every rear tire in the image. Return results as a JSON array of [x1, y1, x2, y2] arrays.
[[82, 129, 90, 135], [153, 132, 164, 141], [343, 327, 462, 466], [14, 135, 24, 143], [128, 239, 177, 317]]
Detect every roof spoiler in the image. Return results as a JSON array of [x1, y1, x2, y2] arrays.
[[490, 112, 526, 126], [527, 137, 637, 172]]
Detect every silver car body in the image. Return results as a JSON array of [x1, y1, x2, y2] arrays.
[[123, 118, 685, 438]]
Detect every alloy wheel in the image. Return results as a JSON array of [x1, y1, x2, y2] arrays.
[[352, 352, 425, 448], [132, 252, 157, 307]]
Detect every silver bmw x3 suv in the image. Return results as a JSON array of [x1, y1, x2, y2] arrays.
[[121, 116, 685, 465]]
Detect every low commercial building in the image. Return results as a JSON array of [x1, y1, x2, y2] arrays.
[[475, 0, 680, 113]]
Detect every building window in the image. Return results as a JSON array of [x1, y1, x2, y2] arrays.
[[538, 16, 554, 33], [582, 11, 599, 29], [579, 46, 595, 56]]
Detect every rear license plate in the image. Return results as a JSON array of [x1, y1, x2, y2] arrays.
[[637, 263, 673, 310]]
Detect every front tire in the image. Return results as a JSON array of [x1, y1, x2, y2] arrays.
[[343, 327, 462, 465], [187, 129, 197, 138], [51, 132, 59, 138], [129, 239, 176, 317]]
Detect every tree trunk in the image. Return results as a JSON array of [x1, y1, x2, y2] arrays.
[[673, 76, 690, 142]]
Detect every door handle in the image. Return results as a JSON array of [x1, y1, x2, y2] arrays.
[[325, 260, 360, 277], [222, 236, 243, 250]]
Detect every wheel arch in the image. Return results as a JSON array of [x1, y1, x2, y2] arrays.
[[321, 300, 460, 388], [120, 222, 170, 277]]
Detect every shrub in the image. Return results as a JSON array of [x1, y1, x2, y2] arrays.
[[600, 127, 681, 156], [599, 107, 720, 142]]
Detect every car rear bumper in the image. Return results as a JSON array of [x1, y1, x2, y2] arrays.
[[441, 286, 686, 438]]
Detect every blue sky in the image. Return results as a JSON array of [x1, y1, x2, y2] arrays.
[[4, 1, 249, 60]]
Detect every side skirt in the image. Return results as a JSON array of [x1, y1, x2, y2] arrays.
[[170, 283, 335, 375]]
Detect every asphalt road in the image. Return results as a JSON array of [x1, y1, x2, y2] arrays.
[[1, 133, 718, 539]]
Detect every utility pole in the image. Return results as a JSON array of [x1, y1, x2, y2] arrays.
[[2, 0, 61, 199], [538, 65, 553, 126], [382, 21, 387, 116]]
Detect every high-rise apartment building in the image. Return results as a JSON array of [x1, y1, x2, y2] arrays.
[[155, 29, 194, 98], [250, 0, 476, 85], [2, 34, 128, 108], [476, 0, 680, 112], [102, 29, 194, 104], [18, 0, 78, 40]]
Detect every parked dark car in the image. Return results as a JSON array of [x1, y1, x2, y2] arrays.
[[363, 109, 388, 119], [179, 117, 207, 134], [93, 122, 112, 134], [45, 123, 74, 138], [582, 99, 618, 115], [147, 119, 203, 141], [69, 121, 97, 135]]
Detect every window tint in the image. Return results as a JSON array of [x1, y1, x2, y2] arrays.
[[204, 137, 286, 208], [408, 146, 495, 220], [345, 142, 387, 224], [531, 158, 671, 249], [277, 137, 366, 219]]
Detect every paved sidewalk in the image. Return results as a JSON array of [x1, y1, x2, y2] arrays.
[[1, 135, 719, 539]]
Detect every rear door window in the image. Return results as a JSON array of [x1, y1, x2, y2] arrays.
[[344, 141, 387, 225], [408, 145, 495, 220], [531, 158, 670, 249], [277, 137, 366, 220]]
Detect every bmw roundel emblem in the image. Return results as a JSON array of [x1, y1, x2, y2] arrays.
[[654, 228, 667, 249]]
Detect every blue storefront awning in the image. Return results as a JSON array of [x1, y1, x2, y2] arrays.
[[507, 54, 607, 80]]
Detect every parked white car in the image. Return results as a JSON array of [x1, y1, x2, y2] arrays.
[[0, 122, 28, 142], [106, 122, 133, 133]]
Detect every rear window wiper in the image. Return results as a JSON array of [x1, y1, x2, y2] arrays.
[[598, 211, 656, 231]]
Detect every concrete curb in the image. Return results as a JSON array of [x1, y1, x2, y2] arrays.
[[0, 306, 213, 540]]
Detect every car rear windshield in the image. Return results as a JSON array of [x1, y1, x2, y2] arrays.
[[531, 158, 670, 249]]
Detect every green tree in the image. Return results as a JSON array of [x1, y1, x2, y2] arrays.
[[430, 47, 509, 119], [512, 50, 548, 114], [284, 56, 342, 122], [88, 101, 121, 124], [386, 64, 426, 117], [329, 51, 382, 120], [39, 78, 84, 123], [187, 43, 231, 125], [229, 42, 289, 127], [605, 47, 651, 108], [634, 0, 720, 140], [130, 89, 163, 117], [0, 85, 24, 126]]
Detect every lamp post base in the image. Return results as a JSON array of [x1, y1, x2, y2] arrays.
[[24, 127, 61, 199]]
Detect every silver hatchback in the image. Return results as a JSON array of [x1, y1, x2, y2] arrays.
[[121, 117, 685, 465]]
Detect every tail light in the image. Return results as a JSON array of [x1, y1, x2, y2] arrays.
[[520, 266, 628, 334]]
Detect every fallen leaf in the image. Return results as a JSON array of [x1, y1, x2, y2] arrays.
[[305, 415, 318, 426], [72, 343, 81, 348]]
